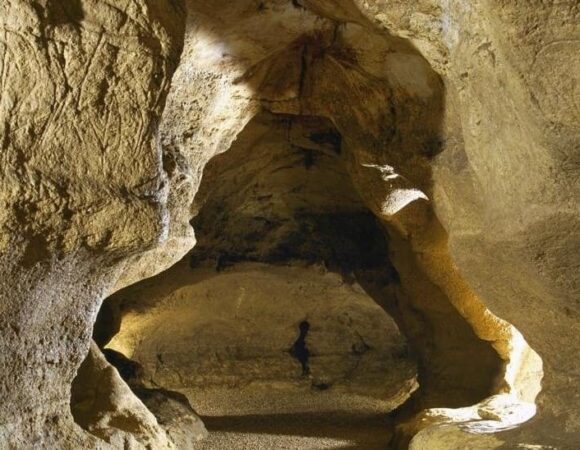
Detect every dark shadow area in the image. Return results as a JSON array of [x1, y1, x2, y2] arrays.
[[290, 321, 311, 376], [201, 411, 393, 449], [44, 0, 85, 25]]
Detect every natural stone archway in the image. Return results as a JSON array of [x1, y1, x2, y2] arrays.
[[92, 0, 541, 447], [98, 112, 419, 415], [1, 0, 578, 449]]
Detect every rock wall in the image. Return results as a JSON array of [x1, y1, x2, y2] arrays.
[[0, 1, 185, 447], [1, 0, 578, 449], [105, 263, 417, 403], [143, 0, 576, 447], [157, 0, 512, 413], [351, 0, 580, 446]]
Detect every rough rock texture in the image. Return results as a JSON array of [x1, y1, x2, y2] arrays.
[[161, 38, 510, 409], [132, 387, 208, 449], [99, 107, 419, 446], [351, 1, 580, 447], [105, 261, 417, 402], [70, 343, 173, 449], [71, 343, 207, 449], [1, 0, 578, 449], [0, 1, 185, 447], [100, 105, 495, 418]]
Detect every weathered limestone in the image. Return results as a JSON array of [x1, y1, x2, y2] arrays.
[[0, 0, 578, 448], [70, 342, 173, 449], [71, 343, 207, 449], [0, 1, 185, 447], [351, 0, 580, 446], [132, 387, 208, 450], [105, 263, 417, 404]]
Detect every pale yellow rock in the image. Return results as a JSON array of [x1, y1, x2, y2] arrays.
[[107, 262, 417, 406], [0, 0, 185, 447], [1, 0, 578, 448], [71, 343, 174, 449]]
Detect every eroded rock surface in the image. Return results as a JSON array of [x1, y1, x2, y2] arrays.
[[71, 343, 173, 449], [0, 1, 185, 447], [1, 0, 578, 449], [72, 343, 208, 449], [105, 262, 417, 404]]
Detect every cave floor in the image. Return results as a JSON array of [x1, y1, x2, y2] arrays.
[[196, 412, 392, 449], [189, 387, 396, 449]]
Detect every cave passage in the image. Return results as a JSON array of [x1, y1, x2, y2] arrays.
[[90, 112, 419, 448], [76, 3, 515, 447], [1, 0, 556, 448], [85, 106, 507, 448]]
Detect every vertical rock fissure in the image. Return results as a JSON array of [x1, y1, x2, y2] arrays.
[[290, 320, 311, 376]]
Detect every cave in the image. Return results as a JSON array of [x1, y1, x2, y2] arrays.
[[84, 105, 515, 447], [89, 112, 422, 448], [74, 3, 538, 443], [1, 1, 577, 449]]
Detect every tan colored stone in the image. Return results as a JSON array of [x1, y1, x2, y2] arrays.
[[1, 0, 578, 448], [71, 342, 173, 449], [0, 0, 185, 446], [106, 262, 417, 405]]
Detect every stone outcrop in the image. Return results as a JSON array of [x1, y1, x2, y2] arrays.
[[131, 388, 208, 450], [0, 0, 578, 449], [71, 343, 174, 449], [71, 343, 207, 449]]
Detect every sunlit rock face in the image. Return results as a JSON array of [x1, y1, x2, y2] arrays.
[[1, 0, 578, 449]]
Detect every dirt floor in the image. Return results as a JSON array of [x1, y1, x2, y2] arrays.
[[189, 386, 398, 449], [197, 411, 393, 449]]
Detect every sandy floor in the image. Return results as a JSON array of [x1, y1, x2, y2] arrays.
[[189, 386, 397, 449], [196, 411, 393, 449]]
